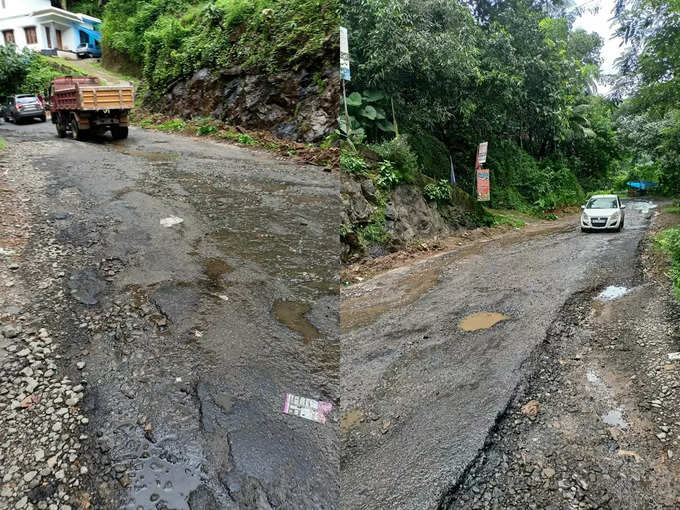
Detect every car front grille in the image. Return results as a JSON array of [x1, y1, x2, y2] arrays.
[[591, 217, 608, 226]]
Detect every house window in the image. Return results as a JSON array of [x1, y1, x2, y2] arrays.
[[24, 26, 38, 45], [45, 27, 52, 48], [3, 30, 14, 45]]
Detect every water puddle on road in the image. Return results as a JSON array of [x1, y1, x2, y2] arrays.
[[128, 454, 201, 510], [602, 408, 627, 429], [586, 370, 602, 385], [202, 257, 232, 291], [595, 286, 629, 302], [459, 312, 509, 332], [111, 146, 179, 162], [630, 201, 657, 215], [273, 300, 324, 344]]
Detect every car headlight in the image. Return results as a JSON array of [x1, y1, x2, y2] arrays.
[[581, 214, 590, 224], [610, 212, 620, 221]]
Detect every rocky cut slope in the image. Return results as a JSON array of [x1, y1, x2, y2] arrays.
[[341, 170, 491, 263], [159, 64, 339, 143]]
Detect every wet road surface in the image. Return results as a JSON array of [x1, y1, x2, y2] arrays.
[[340, 198, 657, 509], [0, 119, 339, 509]]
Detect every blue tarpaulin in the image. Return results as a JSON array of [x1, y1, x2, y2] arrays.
[[627, 181, 658, 190], [77, 25, 101, 42]]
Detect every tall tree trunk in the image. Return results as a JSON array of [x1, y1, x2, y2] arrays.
[[60, 1, 68, 9]]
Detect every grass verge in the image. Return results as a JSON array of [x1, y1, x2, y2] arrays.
[[0, 137, 6, 151], [654, 226, 680, 298]]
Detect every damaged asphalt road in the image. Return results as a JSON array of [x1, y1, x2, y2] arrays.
[[341, 197, 658, 510], [0, 121, 339, 509]]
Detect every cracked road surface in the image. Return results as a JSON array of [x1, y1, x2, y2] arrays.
[[340, 197, 657, 510], [0, 120, 339, 509]]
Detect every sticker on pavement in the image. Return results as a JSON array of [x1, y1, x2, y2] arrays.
[[283, 393, 333, 424]]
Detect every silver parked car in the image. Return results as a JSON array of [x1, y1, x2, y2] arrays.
[[581, 194, 626, 232], [2, 95, 46, 124]]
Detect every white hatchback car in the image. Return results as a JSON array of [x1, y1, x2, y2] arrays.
[[581, 194, 626, 232]]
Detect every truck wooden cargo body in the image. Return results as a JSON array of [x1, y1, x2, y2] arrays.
[[49, 76, 134, 140]]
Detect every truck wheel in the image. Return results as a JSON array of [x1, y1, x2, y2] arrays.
[[71, 119, 85, 141], [111, 126, 129, 140], [56, 123, 66, 138]]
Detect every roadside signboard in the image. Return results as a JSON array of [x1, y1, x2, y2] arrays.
[[476, 142, 490, 201], [340, 27, 351, 82], [477, 142, 488, 164], [476, 168, 490, 201]]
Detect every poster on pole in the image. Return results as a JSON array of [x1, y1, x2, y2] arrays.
[[476, 168, 490, 201], [477, 142, 488, 164], [340, 27, 351, 82], [475, 142, 490, 201]]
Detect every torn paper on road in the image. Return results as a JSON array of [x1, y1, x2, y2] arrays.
[[283, 393, 333, 424], [160, 216, 184, 228], [668, 352, 680, 361]]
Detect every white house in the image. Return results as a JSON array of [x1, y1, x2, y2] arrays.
[[0, 0, 101, 54]]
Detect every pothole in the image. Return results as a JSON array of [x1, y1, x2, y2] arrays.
[[586, 370, 602, 385], [341, 408, 364, 434], [601, 408, 627, 429], [459, 312, 509, 331], [595, 286, 629, 301], [273, 300, 324, 344]]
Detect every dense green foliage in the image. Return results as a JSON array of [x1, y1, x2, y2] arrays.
[[655, 227, 680, 296], [98, 0, 337, 100], [612, 0, 680, 197], [343, 0, 622, 212], [0, 46, 77, 98]]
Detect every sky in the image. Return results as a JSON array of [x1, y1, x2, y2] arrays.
[[573, 0, 625, 94]]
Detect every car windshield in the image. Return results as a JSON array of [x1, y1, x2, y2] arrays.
[[16, 97, 38, 104], [586, 197, 618, 209]]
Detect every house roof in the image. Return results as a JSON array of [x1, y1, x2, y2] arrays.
[[0, 6, 102, 24], [31, 7, 101, 24]]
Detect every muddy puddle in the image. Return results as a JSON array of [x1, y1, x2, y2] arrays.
[[459, 312, 509, 331], [111, 146, 179, 162], [596, 286, 629, 301], [341, 408, 364, 434], [273, 300, 324, 343], [601, 408, 627, 428], [202, 257, 232, 291], [341, 268, 440, 332]]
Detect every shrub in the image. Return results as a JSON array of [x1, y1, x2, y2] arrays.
[[655, 228, 680, 296], [197, 124, 218, 136], [237, 133, 256, 145], [370, 136, 419, 184], [423, 179, 453, 202], [340, 150, 368, 174], [377, 161, 400, 188], [156, 119, 187, 131], [409, 132, 451, 181]]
